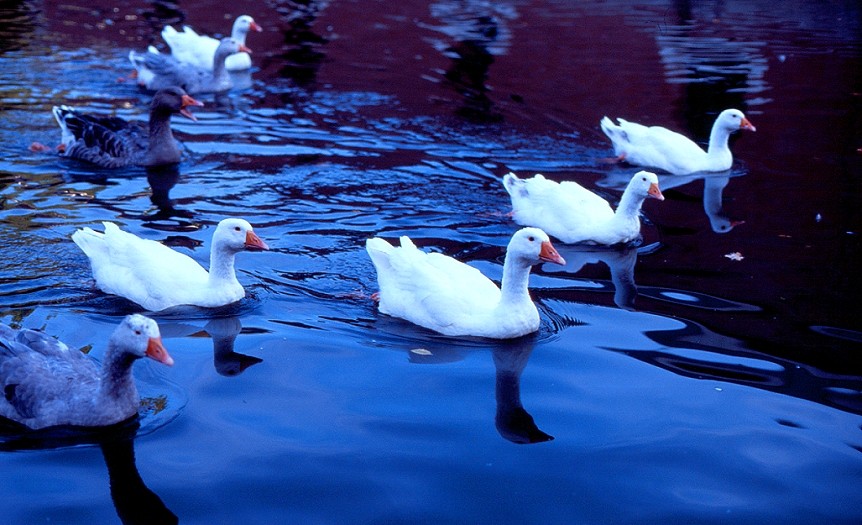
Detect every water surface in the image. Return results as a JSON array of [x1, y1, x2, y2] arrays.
[[1, 1, 861, 523]]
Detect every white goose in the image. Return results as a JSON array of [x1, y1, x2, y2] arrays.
[[600, 109, 756, 175], [162, 15, 262, 71], [503, 171, 664, 245], [72, 218, 269, 312], [366, 228, 566, 339]]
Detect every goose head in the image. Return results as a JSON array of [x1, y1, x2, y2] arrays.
[[112, 314, 173, 365], [215, 38, 252, 61], [717, 109, 756, 133], [152, 86, 204, 121], [629, 170, 665, 201], [234, 15, 263, 37], [508, 227, 566, 266], [213, 218, 270, 253]]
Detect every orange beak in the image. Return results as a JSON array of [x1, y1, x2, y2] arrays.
[[740, 117, 756, 132], [245, 230, 269, 251], [648, 182, 665, 201], [239, 43, 252, 54], [539, 240, 566, 265], [146, 337, 174, 366], [179, 94, 204, 121], [250, 21, 263, 32]]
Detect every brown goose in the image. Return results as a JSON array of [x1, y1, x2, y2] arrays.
[[52, 87, 202, 168]]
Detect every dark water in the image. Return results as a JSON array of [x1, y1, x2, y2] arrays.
[[1, 0, 861, 523]]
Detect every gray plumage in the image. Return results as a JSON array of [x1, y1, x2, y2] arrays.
[[130, 37, 247, 94], [0, 315, 173, 430], [52, 87, 202, 168]]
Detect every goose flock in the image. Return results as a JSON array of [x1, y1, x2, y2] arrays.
[[4, 13, 756, 431]]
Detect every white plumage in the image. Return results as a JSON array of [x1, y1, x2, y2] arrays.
[[72, 218, 269, 312], [162, 15, 262, 71], [600, 109, 756, 174], [366, 227, 566, 339], [503, 170, 664, 245]]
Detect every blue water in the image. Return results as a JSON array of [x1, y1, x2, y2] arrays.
[[1, 1, 861, 523]]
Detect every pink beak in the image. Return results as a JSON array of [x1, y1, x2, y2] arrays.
[[179, 94, 204, 121], [245, 230, 269, 251], [648, 182, 665, 201], [740, 117, 756, 132], [146, 337, 174, 366], [539, 240, 566, 265]]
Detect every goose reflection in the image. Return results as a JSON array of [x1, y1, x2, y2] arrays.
[[404, 333, 551, 444], [158, 316, 262, 376], [101, 435, 178, 525], [1, 421, 176, 525], [205, 316, 262, 376], [545, 244, 641, 310], [701, 175, 744, 233], [145, 164, 193, 220], [491, 335, 553, 444], [662, 172, 745, 234]]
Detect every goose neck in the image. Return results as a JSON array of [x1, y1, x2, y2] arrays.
[[231, 27, 247, 44], [100, 344, 138, 401], [148, 108, 174, 144], [707, 121, 732, 156], [614, 184, 646, 219], [208, 242, 240, 286], [499, 255, 533, 306], [213, 51, 230, 79]]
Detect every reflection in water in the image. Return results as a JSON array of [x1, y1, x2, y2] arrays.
[[638, 316, 862, 415], [0, 0, 38, 54], [404, 333, 551, 444], [158, 316, 262, 376], [101, 437, 178, 525], [267, 0, 329, 88], [423, 1, 516, 120], [206, 316, 262, 376], [701, 174, 743, 233], [541, 297, 860, 417], [659, 172, 745, 234], [142, 1, 185, 47], [1, 421, 177, 524], [491, 335, 553, 444], [145, 164, 193, 220], [546, 244, 641, 310]]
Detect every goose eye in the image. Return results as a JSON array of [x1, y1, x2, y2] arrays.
[[528, 236, 535, 242], [135, 330, 142, 335], [234, 226, 241, 232]]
